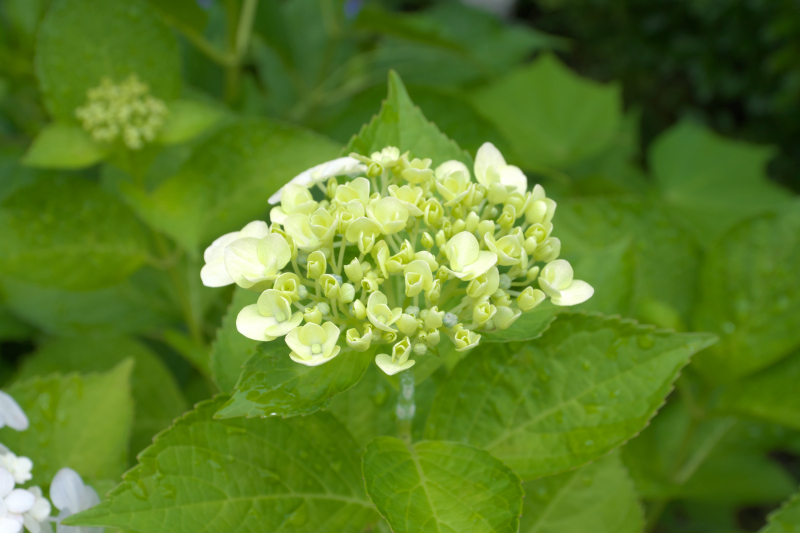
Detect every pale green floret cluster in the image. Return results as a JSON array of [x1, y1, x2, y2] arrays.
[[74, 74, 168, 150], [201, 143, 593, 375]]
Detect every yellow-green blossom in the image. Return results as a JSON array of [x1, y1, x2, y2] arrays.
[[75, 74, 167, 150], [201, 142, 592, 375]]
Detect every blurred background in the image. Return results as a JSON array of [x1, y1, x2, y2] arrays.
[[1, 1, 799, 532]]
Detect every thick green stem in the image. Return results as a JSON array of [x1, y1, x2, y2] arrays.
[[396, 370, 415, 444]]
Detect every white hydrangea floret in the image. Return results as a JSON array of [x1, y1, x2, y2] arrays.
[[0, 392, 28, 432], [268, 157, 366, 204], [200, 221, 269, 288], [0, 467, 35, 533], [538, 259, 594, 306], [50, 468, 101, 533]]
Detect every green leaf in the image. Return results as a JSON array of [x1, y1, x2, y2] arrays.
[[15, 334, 187, 458], [621, 401, 796, 504], [157, 99, 224, 145], [119, 118, 341, 252], [0, 305, 34, 341], [145, 0, 208, 33], [761, 491, 800, 533], [22, 123, 107, 169], [0, 270, 177, 336], [471, 53, 622, 170], [692, 206, 800, 381], [215, 343, 373, 419], [0, 360, 134, 485], [0, 175, 151, 290], [716, 350, 800, 430], [481, 300, 561, 342], [520, 453, 643, 533], [36, 0, 181, 122], [65, 399, 379, 532], [209, 287, 259, 392], [345, 71, 471, 167], [362, 437, 523, 533], [556, 197, 702, 327], [424, 313, 717, 480], [650, 121, 791, 245]]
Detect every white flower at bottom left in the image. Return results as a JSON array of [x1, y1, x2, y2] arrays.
[[0, 466, 35, 533]]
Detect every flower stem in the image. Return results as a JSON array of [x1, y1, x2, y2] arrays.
[[396, 370, 416, 444]]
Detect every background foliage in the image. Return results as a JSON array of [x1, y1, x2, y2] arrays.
[[0, 0, 798, 532]]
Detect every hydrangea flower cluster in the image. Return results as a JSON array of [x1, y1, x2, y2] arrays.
[[201, 143, 593, 375], [74, 74, 168, 150], [0, 392, 100, 533]]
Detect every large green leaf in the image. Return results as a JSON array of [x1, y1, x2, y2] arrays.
[[0, 175, 150, 290], [650, 121, 791, 245], [65, 399, 379, 533], [520, 453, 643, 533], [209, 287, 260, 393], [424, 313, 717, 480], [761, 491, 800, 533], [471, 53, 622, 170], [556, 197, 702, 328], [621, 401, 796, 505], [345, 71, 471, 167], [119, 118, 341, 252], [22, 123, 107, 169], [15, 334, 187, 458], [716, 350, 800, 430], [0, 360, 134, 485], [36, 0, 181, 122], [215, 342, 373, 419], [363, 437, 523, 533], [0, 270, 177, 336], [692, 206, 800, 381]]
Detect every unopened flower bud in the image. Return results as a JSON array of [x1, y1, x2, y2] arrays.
[[396, 314, 419, 336], [477, 220, 495, 240], [353, 299, 367, 319], [442, 312, 458, 328], [453, 327, 480, 352], [526, 266, 540, 282], [473, 301, 496, 325], [435, 230, 447, 248], [534, 237, 561, 263], [306, 250, 326, 279], [339, 283, 356, 303], [413, 342, 428, 356], [425, 279, 441, 302], [518, 287, 546, 311], [421, 232, 434, 249], [304, 306, 322, 324], [319, 274, 340, 299], [425, 328, 441, 347], [498, 274, 512, 290], [346, 326, 373, 351], [465, 211, 480, 232]]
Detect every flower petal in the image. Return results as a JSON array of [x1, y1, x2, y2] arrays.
[[268, 157, 365, 204], [474, 142, 506, 185], [235, 305, 278, 342], [497, 165, 527, 195], [375, 353, 416, 376], [5, 489, 34, 514], [457, 251, 498, 281], [0, 392, 28, 432], [551, 280, 594, 306], [541, 259, 574, 290], [200, 261, 234, 288], [0, 468, 14, 498], [49, 468, 85, 513]]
